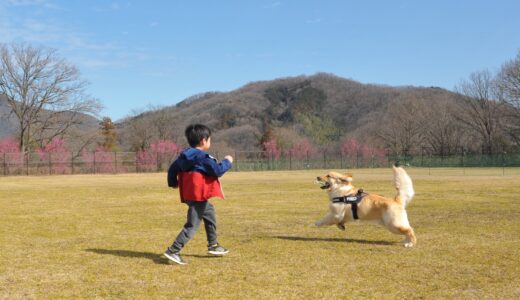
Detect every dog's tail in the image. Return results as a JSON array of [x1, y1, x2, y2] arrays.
[[393, 165, 414, 207]]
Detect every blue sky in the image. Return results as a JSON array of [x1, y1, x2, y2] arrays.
[[1, 0, 519, 120]]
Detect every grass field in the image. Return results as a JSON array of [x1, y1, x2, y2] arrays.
[[1, 168, 520, 299]]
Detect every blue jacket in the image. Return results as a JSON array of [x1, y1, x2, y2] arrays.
[[167, 148, 232, 188]]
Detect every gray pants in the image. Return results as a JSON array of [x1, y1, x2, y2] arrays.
[[170, 201, 218, 252]]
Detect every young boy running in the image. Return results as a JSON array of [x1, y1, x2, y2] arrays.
[[164, 124, 233, 265]]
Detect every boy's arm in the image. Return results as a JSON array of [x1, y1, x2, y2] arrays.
[[167, 159, 181, 188], [201, 155, 232, 177]]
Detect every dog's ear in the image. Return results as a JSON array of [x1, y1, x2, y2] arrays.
[[344, 173, 353, 182]]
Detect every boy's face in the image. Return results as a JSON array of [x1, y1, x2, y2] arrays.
[[198, 137, 211, 151]]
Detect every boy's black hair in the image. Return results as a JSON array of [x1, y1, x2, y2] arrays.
[[185, 124, 211, 147]]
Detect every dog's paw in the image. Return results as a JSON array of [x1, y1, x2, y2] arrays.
[[336, 224, 345, 231], [403, 242, 414, 248]]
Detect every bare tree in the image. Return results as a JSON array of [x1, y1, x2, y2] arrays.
[[121, 109, 154, 151], [0, 43, 101, 152], [455, 70, 504, 154], [497, 51, 520, 145], [147, 105, 175, 140], [421, 96, 466, 155], [375, 96, 425, 155]]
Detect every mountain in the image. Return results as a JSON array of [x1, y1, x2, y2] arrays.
[[0, 95, 21, 138], [118, 73, 462, 153]]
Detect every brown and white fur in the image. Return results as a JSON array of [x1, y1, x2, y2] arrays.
[[315, 166, 416, 247]]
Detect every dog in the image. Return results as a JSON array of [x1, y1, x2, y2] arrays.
[[315, 166, 416, 247]]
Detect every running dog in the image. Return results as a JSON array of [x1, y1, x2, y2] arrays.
[[315, 166, 416, 247]]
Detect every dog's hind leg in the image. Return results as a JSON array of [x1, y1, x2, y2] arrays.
[[393, 226, 416, 247], [384, 209, 416, 247]]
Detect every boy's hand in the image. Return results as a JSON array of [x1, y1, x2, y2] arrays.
[[224, 155, 233, 163]]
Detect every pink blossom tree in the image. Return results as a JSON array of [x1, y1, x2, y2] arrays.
[[289, 138, 319, 159], [137, 140, 179, 172], [341, 138, 360, 156], [341, 138, 386, 167], [262, 139, 281, 160], [81, 147, 116, 174], [36, 137, 71, 174]]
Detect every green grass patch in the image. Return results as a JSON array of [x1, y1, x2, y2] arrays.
[[1, 169, 519, 298]]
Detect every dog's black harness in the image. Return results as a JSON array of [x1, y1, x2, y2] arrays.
[[332, 189, 367, 220]]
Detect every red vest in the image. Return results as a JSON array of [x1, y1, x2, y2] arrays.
[[178, 172, 225, 202]]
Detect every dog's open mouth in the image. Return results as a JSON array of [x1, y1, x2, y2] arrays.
[[318, 182, 330, 189]]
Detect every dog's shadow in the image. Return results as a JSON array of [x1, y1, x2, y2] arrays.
[[85, 248, 171, 265], [274, 236, 396, 246]]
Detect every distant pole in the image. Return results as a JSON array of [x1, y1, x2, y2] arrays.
[[71, 151, 74, 175], [93, 151, 96, 174], [289, 151, 292, 170], [3, 153, 6, 176]]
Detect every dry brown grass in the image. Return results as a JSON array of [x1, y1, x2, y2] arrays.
[[1, 168, 519, 299]]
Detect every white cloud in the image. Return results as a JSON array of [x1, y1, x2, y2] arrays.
[[264, 2, 282, 9], [0, 1, 164, 73], [306, 18, 322, 24]]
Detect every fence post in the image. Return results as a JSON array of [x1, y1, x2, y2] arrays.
[[48, 152, 52, 175], [135, 152, 139, 173], [114, 152, 117, 173], [461, 148, 465, 175], [323, 150, 326, 169], [502, 151, 506, 176], [3, 153, 6, 176], [93, 151, 96, 174], [71, 151, 74, 175], [340, 151, 343, 169], [235, 151, 238, 171], [289, 151, 292, 170], [26, 152, 29, 176]]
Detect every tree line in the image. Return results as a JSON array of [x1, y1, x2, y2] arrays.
[[1, 42, 519, 157]]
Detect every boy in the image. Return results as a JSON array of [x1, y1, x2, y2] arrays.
[[164, 124, 233, 265]]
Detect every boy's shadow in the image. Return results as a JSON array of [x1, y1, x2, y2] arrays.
[[85, 248, 170, 265], [273, 236, 395, 246], [85, 249, 220, 264]]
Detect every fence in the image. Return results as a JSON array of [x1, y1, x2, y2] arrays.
[[0, 151, 177, 176], [1, 150, 520, 176]]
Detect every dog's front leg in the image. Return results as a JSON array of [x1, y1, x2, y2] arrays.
[[315, 203, 345, 227], [315, 212, 338, 227]]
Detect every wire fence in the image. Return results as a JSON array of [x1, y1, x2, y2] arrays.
[[1, 150, 520, 176]]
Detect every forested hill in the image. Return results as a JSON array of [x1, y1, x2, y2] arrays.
[[119, 73, 468, 155]]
